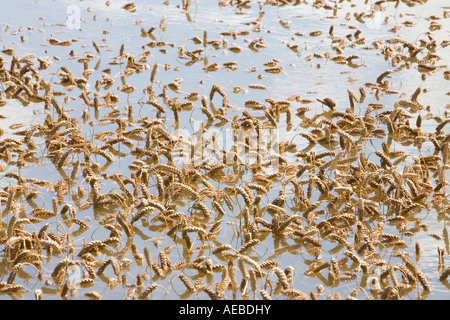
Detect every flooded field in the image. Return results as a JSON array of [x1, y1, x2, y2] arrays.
[[0, 0, 449, 300]]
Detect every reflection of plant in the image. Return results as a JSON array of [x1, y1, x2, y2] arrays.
[[66, 5, 81, 30]]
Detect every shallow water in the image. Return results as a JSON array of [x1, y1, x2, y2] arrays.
[[0, 0, 449, 300]]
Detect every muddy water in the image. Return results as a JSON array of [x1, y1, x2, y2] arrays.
[[0, 0, 449, 300]]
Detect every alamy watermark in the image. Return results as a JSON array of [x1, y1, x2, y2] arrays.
[[170, 122, 281, 170], [66, 5, 81, 30], [66, 263, 83, 289], [365, 3, 384, 30]]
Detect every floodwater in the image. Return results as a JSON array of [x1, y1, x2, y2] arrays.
[[0, 0, 449, 300]]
